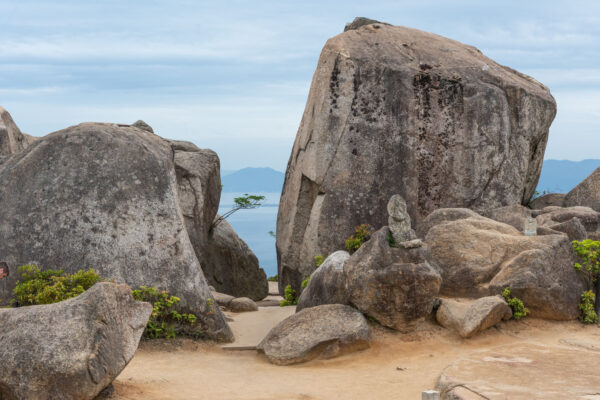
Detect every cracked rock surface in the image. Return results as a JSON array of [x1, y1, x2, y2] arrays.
[[276, 20, 556, 294]]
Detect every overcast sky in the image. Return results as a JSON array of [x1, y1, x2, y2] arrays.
[[0, 1, 598, 171]]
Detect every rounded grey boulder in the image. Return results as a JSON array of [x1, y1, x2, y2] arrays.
[[258, 304, 370, 365], [0, 282, 151, 400]]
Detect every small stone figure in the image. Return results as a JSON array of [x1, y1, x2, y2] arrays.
[[524, 217, 537, 236], [388, 194, 417, 244]]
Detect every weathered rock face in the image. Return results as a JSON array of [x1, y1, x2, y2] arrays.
[[565, 166, 600, 211], [426, 215, 585, 319], [296, 250, 350, 311], [201, 218, 268, 301], [0, 283, 151, 400], [483, 204, 532, 232], [276, 21, 556, 292], [388, 194, 417, 243], [345, 227, 441, 331], [436, 296, 512, 338], [0, 106, 29, 156], [0, 122, 232, 341], [258, 304, 370, 365]]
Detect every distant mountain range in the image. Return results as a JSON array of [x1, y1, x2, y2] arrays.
[[220, 160, 600, 197], [536, 159, 600, 194], [221, 167, 285, 193]]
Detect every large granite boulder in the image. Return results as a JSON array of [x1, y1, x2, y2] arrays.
[[296, 250, 350, 312], [345, 227, 441, 331], [201, 218, 268, 301], [258, 304, 370, 365], [0, 122, 233, 341], [0, 283, 151, 400], [277, 20, 556, 293], [565, 166, 600, 211], [426, 215, 585, 319]]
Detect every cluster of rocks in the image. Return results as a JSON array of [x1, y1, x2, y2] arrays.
[[0, 107, 270, 397]]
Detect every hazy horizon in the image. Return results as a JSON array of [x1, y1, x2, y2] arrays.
[[1, 1, 598, 171]]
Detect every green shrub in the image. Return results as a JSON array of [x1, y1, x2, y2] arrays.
[[132, 286, 201, 339], [314, 255, 325, 267], [301, 277, 310, 289], [502, 287, 529, 320], [13, 265, 102, 306], [345, 224, 372, 253], [267, 275, 278, 282], [279, 285, 298, 306], [572, 239, 600, 288], [579, 290, 599, 324]]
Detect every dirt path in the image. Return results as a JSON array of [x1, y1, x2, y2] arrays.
[[112, 318, 600, 399]]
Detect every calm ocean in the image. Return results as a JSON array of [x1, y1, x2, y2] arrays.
[[217, 192, 280, 278]]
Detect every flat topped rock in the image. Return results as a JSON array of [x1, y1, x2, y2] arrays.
[[437, 343, 600, 399]]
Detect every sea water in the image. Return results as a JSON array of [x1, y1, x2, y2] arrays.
[[217, 192, 280, 278]]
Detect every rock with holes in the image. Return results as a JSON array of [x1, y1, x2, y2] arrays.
[[426, 214, 585, 319], [0, 122, 232, 341], [0, 282, 151, 400], [276, 19, 556, 293], [258, 304, 370, 365]]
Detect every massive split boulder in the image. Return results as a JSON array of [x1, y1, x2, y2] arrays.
[[0, 122, 233, 341], [258, 304, 370, 365], [277, 19, 556, 293], [425, 213, 586, 319], [0, 283, 151, 400]]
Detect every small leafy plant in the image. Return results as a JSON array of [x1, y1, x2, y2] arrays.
[[572, 239, 600, 288], [301, 277, 310, 289], [212, 194, 265, 230], [267, 275, 278, 282], [279, 284, 298, 306], [132, 286, 201, 339], [345, 224, 372, 253], [13, 265, 102, 306], [502, 287, 529, 320], [579, 290, 599, 324], [314, 255, 325, 268]]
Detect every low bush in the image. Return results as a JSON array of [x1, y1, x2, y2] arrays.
[[579, 290, 599, 324], [267, 275, 278, 282], [345, 224, 372, 253], [13, 265, 102, 306], [502, 287, 529, 320], [279, 285, 298, 306], [132, 286, 202, 339], [572, 239, 600, 289]]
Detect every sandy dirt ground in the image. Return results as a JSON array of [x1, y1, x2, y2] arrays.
[[112, 317, 600, 400]]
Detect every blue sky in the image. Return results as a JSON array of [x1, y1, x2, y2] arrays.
[[0, 1, 598, 171]]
